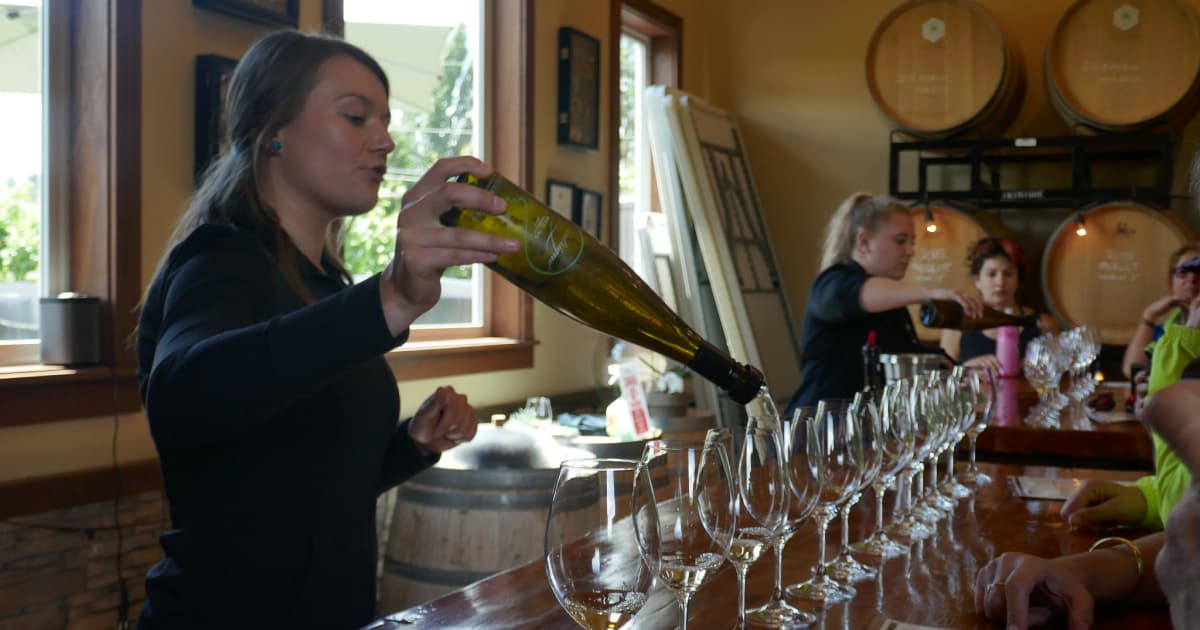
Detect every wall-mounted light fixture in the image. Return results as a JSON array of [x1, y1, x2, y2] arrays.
[[924, 207, 937, 233], [1074, 211, 1087, 237]]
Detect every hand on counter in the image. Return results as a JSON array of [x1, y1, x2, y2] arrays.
[[975, 551, 1094, 630], [1060, 480, 1148, 530]]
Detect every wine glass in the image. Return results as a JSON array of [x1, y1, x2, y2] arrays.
[[545, 458, 659, 629], [526, 396, 554, 427], [853, 379, 913, 558], [730, 419, 789, 627], [635, 440, 734, 630], [746, 406, 821, 628], [827, 391, 882, 583], [938, 370, 974, 500], [958, 366, 996, 486], [787, 398, 861, 603]]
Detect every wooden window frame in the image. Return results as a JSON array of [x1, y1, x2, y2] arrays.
[[1, 0, 144, 428], [326, 0, 534, 382], [608, 0, 682, 255]]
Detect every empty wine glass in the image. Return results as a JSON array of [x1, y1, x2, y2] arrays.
[[748, 406, 821, 628], [958, 366, 997, 487], [938, 370, 974, 500], [526, 396, 554, 427], [853, 379, 913, 558], [827, 391, 882, 583], [545, 459, 659, 629], [730, 418, 789, 627], [786, 398, 861, 604], [635, 440, 734, 630]]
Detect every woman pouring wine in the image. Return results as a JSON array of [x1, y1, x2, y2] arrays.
[[784, 193, 984, 419]]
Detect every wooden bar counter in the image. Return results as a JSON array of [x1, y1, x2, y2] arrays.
[[974, 378, 1154, 470], [365, 463, 1170, 629]]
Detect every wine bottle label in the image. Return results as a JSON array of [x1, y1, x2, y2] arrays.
[[518, 199, 585, 276]]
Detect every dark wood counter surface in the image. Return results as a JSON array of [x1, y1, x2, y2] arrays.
[[365, 463, 1170, 629]]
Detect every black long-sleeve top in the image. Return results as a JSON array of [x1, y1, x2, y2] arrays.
[[135, 223, 435, 629], [785, 261, 923, 417]]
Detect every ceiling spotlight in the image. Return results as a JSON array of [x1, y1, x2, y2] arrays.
[[1074, 212, 1087, 237], [924, 208, 937, 233]]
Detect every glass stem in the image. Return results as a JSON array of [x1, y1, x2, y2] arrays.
[[945, 444, 957, 482], [773, 535, 788, 600], [813, 508, 832, 579], [914, 462, 926, 504], [679, 592, 692, 630], [893, 472, 909, 525], [737, 565, 748, 626], [874, 481, 887, 534], [968, 432, 979, 473], [927, 453, 938, 495], [839, 498, 853, 553]]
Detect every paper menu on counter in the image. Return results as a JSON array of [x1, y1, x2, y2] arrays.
[[1009, 476, 1135, 501]]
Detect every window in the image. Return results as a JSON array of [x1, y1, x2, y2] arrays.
[[341, 0, 485, 340], [613, 0, 681, 298], [0, 1, 46, 365], [327, 0, 532, 379], [3, 0, 143, 425]]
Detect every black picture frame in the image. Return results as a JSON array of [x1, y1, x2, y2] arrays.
[[194, 54, 238, 181], [557, 27, 600, 150], [573, 188, 603, 240], [545, 179, 576, 218], [193, 0, 299, 28]]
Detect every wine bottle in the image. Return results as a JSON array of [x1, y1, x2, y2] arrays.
[[919, 299, 1037, 331], [861, 330, 883, 393], [441, 172, 765, 404]]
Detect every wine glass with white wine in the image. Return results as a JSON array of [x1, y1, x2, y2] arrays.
[[729, 418, 789, 627], [634, 440, 734, 630], [545, 458, 660, 629]]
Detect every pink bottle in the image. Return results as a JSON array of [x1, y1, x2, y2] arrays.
[[997, 325, 1020, 378], [995, 374, 1020, 426]]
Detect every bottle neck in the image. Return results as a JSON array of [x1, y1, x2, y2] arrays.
[[688, 341, 764, 405]]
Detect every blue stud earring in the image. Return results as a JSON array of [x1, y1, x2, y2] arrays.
[[268, 139, 282, 153]]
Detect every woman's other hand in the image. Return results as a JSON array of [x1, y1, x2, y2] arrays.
[[379, 156, 520, 336], [964, 353, 1003, 373], [1144, 294, 1185, 324], [1060, 480, 1148, 530], [408, 385, 479, 455], [975, 552, 1094, 630]]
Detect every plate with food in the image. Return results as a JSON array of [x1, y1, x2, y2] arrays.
[[1085, 384, 1137, 424]]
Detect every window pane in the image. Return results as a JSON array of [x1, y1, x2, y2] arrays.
[[0, 1, 42, 347], [619, 32, 664, 288], [342, 0, 483, 328]]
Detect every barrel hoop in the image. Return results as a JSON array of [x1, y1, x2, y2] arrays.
[[412, 466, 558, 489], [396, 484, 553, 510], [383, 557, 495, 587]]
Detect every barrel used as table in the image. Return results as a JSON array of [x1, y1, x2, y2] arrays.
[[379, 425, 592, 611]]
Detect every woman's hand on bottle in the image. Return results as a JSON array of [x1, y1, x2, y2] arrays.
[[1144, 294, 1184, 325], [975, 552, 1094, 630], [379, 156, 520, 336], [964, 354, 1003, 372], [1060, 480, 1148, 530], [930, 287, 985, 320], [408, 385, 479, 455]]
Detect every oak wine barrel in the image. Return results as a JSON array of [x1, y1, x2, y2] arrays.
[[866, 0, 1025, 138], [1041, 201, 1195, 345], [379, 426, 592, 611], [1045, 0, 1200, 133], [904, 203, 1006, 342]]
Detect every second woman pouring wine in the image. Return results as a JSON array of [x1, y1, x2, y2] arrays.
[[784, 193, 983, 418]]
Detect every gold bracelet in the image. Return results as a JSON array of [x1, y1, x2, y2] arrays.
[[1089, 536, 1144, 581]]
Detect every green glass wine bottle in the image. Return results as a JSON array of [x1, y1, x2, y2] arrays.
[[440, 172, 764, 404]]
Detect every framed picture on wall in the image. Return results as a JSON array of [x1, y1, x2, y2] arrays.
[[194, 54, 239, 181], [574, 188, 603, 240], [193, 0, 299, 28], [546, 179, 576, 218], [557, 27, 600, 150]]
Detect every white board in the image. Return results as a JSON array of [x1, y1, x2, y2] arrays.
[[654, 88, 804, 404]]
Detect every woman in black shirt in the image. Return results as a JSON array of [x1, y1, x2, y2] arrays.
[[939, 237, 1058, 371], [785, 193, 983, 416], [135, 31, 518, 629]]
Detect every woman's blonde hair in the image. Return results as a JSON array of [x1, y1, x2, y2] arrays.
[[818, 192, 908, 270]]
